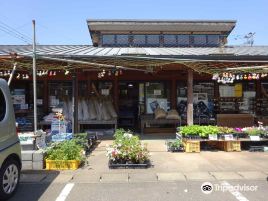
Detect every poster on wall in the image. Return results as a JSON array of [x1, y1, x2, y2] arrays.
[[146, 98, 168, 113]]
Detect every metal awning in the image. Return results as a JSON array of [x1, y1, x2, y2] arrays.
[[1, 45, 268, 74]]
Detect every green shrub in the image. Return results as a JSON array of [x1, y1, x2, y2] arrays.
[[46, 140, 84, 161]]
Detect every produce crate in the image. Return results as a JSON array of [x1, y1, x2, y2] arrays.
[[45, 159, 80, 170], [223, 141, 241, 152], [183, 140, 200, 153]]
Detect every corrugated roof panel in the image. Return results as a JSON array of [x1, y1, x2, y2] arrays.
[[1, 45, 268, 57]]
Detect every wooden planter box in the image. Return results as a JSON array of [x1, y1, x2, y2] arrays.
[[46, 159, 80, 170], [108, 160, 151, 169], [223, 141, 241, 152], [183, 140, 200, 153]]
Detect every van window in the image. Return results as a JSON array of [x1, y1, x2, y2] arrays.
[[0, 89, 6, 121]]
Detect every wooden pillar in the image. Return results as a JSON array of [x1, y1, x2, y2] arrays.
[[187, 69, 193, 125], [72, 72, 78, 133], [43, 79, 49, 114], [256, 80, 261, 98], [113, 75, 119, 112], [171, 78, 177, 109]]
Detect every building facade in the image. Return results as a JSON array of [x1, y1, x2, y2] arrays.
[[1, 19, 268, 133]]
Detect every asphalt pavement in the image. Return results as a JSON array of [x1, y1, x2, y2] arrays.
[[10, 179, 268, 201]]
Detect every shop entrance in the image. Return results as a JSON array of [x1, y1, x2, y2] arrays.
[[118, 82, 139, 129]]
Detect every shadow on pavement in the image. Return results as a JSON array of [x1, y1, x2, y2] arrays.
[[9, 170, 60, 201]]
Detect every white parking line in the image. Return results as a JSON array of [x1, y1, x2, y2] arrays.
[[221, 181, 249, 201], [55, 183, 75, 201]]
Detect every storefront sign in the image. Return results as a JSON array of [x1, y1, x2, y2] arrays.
[[250, 136, 260, 141], [209, 134, 218, 140], [224, 134, 234, 141], [154, 90, 162, 95]]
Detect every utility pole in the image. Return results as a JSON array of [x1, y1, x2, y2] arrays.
[[32, 20, 37, 134]]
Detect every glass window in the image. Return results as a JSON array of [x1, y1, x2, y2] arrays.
[[102, 35, 115, 46], [116, 35, 129, 46], [207, 35, 220, 46], [177, 81, 215, 120], [145, 82, 170, 113], [147, 35, 160, 46], [48, 82, 72, 108], [164, 35, 177, 46], [133, 35, 146, 46], [0, 89, 6, 121], [177, 35, 190, 46], [193, 35, 207, 46]]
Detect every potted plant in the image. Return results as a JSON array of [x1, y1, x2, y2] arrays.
[[46, 139, 85, 170], [179, 125, 202, 139], [166, 139, 184, 152], [199, 126, 219, 139], [242, 127, 265, 141], [218, 127, 235, 139], [106, 129, 150, 168]]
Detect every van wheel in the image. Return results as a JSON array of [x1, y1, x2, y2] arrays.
[[0, 159, 20, 200]]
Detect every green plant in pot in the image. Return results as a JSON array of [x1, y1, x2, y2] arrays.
[[179, 125, 202, 139], [199, 126, 219, 138], [243, 127, 265, 136], [167, 139, 183, 152], [107, 129, 150, 165], [46, 139, 85, 170]]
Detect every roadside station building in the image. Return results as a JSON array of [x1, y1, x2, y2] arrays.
[[1, 19, 268, 133]]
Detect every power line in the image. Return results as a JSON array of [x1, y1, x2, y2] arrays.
[[0, 26, 31, 44], [0, 21, 32, 44], [0, 21, 32, 41]]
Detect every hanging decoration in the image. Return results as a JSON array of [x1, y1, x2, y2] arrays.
[[97, 68, 123, 79], [212, 72, 268, 84]]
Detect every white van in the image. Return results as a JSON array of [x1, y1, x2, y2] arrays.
[[0, 79, 21, 200]]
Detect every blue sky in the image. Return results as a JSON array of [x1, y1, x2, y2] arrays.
[[0, 0, 267, 45]]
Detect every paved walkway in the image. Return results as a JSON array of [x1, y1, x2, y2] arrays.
[[21, 135, 268, 183]]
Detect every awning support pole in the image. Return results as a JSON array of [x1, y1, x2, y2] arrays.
[[72, 72, 78, 134], [32, 20, 38, 134], [187, 69, 193, 125]]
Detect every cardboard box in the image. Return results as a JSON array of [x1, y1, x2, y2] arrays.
[[12, 95, 25, 104]]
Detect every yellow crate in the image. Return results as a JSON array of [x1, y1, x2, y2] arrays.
[[223, 141, 241, 152], [46, 159, 80, 170], [183, 140, 200, 153]]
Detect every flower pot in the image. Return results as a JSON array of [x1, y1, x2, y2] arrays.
[[45, 159, 80, 170], [168, 146, 184, 152]]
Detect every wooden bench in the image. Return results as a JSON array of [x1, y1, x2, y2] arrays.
[[78, 119, 117, 132], [140, 114, 181, 134]]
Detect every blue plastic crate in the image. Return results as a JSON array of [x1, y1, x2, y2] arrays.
[[51, 133, 73, 142]]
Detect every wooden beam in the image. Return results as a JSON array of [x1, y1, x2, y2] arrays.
[[187, 69, 193, 125], [171, 77, 177, 109], [43, 79, 49, 114], [72, 72, 79, 133], [113, 75, 119, 112]]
